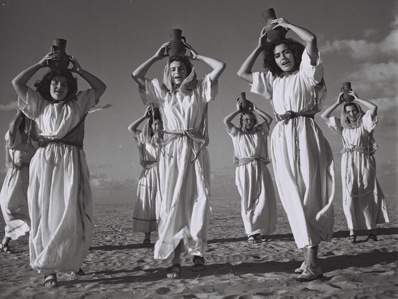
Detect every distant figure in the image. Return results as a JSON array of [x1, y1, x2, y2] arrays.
[[12, 51, 106, 287], [237, 17, 334, 281], [0, 109, 37, 253], [128, 106, 162, 246], [224, 99, 277, 243], [321, 90, 389, 243], [131, 37, 225, 279]]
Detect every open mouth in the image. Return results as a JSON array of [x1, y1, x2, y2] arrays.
[[281, 60, 289, 66]]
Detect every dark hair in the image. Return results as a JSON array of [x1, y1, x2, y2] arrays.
[[239, 111, 258, 129], [34, 69, 78, 102], [262, 39, 305, 76], [168, 56, 192, 75]]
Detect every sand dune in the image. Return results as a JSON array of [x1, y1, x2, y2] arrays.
[[0, 184, 397, 298]]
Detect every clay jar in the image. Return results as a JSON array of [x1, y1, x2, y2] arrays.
[[167, 29, 186, 57], [239, 92, 253, 112], [262, 8, 287, 44], [342, 82, 354, 102], [48, 38, 70, 72]]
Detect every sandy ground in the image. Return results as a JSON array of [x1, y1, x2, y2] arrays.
[[0, 182, 397, 299]]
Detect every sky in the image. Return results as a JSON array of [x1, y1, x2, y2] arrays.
[[0, 0, 397, 196]]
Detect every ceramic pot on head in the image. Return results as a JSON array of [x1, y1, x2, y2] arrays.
[[238, 92, 253, 112], [47, 38, 70, 72], [262, 8, 287, 44], [167, 29, 186, 57], [341, 82, 354, 102]]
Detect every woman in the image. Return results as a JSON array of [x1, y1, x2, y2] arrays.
[[321, 91, 389, 242], [131, 39, 225, 279], [0, 109, 37, 253], [128, 106, 162, 245], [12, 51, 106, 286], [237, 17, 335, 281], [223, 100, 277, 243]]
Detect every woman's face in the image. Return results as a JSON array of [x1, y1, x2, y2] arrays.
[[345, 105, 359, 121], [169, 61, 188, 86], [242, 114, 255, 131], [151, 119, 162, 133], [274, 43, 296, 73], [50, 76, 69, 101]]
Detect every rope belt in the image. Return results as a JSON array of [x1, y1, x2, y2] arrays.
[[275, 110, 315, 124], [38, 139, 83, 150], [163, 130, 206, 163], [235, 156, 270, 166], [342, 145, 376, 155]]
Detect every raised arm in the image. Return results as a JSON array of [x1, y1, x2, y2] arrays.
[[272, 18, 318, 65], [223, 109, 240, 132], [127, 106, 152, 135], [186, 44, 226, 87], [12, 53, 52, 101], [350, 91, 377, 117], [237, 27, 267, 84], [253, 105, 273, 125], [321, 92, 344, 121], [131, 42, 169, 89], [69, 56, 106, 101]]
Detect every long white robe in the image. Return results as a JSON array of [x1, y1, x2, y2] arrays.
[[326, 112, 389, 230], [0, 130, 36, 240], [140, 74, 216, 260], [132, 130, 159, 233], [227, 122, 277, 236], [250, 51, 335, 249], [18, 88, 96, 273]]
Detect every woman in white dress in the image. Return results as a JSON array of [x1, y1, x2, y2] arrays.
[[321, 91, 389, 243], [0, 110, 37, 253], [237, 17, 335, 281], [128, 106, 162, 245], [131, 40, 225, 279], [224, 100, 277, 243], [12, 51, 106, 287]]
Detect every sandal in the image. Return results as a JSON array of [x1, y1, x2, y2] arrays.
[[193, 255, 205, 272], [0, 243, 11, 253], [44, 273, 58, 287], [348, 235, 357, 243], [166, 264, 181, 279], [247, 234, 262, 244], [367, 234, 378, 241]]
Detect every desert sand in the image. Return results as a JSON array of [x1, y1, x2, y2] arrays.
[[0, 173, 397, 299]]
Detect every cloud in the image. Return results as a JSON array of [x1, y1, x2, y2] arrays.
[[0, 101, 17, 111], [321, 15, 398, 61], [90, 172, 135, 190]]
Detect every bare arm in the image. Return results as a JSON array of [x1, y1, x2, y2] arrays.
[[253, 105, 273, 125], [223, 109, 240, 132], [321, 92, 344, 121], [351, 91, 377, 116], [272, 18, 318, 65], [12, 53, 52, 101], [69, 56, 106, 101], [186, 44, 226, 87], [131, 42, 169, 89], [237, 27, 267, 84], [127, 107, 151, 134]]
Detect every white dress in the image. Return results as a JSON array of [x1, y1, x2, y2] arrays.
[[132, 130, 159, 233], [250, 51, 335, 249], [227, 122, 277, 236], [326, 112, 389, 230], [18, 88, 97, 273], [0, 130, 36, 240], [140, 74, 216, 260]]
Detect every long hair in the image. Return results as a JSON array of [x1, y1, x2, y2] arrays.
[[34, 69, 78, 102], [262, 38, 305, 76]]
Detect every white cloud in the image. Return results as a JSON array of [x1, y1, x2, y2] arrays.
[[0, 101, 17, 111], [321, 15, 398, 60]]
